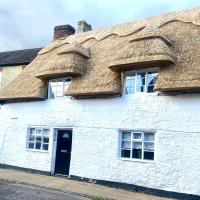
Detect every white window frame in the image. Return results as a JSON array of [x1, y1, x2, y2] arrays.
[[119, 130, 155, 162], [124, 68, 159, 95], [48, 77, 72, 99], [26, 127, 50, 152]]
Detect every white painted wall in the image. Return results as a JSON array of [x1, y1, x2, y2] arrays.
[[0, 93, 200, 195]]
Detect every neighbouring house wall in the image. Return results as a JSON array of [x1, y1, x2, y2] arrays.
[[0, 65, 24, 88], [0, 94, 200, 195]]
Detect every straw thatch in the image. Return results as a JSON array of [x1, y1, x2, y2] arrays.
[[1, 7, 200, 100], [108, 28, 176, 71], [36, 42, 90, 79]]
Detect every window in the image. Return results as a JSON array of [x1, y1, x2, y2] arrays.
[[125, 70, 158, 94], [27, 127, 50, 151], [120, 131, 155, 161], [48, 77, 71, 99]]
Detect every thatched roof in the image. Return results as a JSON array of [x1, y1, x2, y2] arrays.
[[35, 42, 90, 79], [1, 7, 200, 100], [108, 28, 176, 71]]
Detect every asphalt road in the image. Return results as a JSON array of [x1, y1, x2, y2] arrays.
[[0, 181, 91, 200]]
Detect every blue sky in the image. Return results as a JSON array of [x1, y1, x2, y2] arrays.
[[0, 0, 199, 51]]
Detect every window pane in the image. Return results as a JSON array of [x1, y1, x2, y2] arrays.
[[132, 149, 142, 159], [43, 129, 49, 136], [36, 136, 42, 142], [42, 144, 49, 151], [144, 142, 154, 151], [147, 72, 158, 93], [136, 85, 145, 92], [43, 137, 49, 143], [122, 132, 131, 140], [30, 128, 35, 135], [144, 151, 154, 160], [126, 79, 134, 88], [28, 142, 34, 149], [122, 141, 131, 148], [126, 87, 135, 94], [147, 72, 158, 85], [56, 91, 63, 97], [56, 87, 63, 92], [125, 73, 135, 94], [147, 85, 154, 93], [36, 129, 42, 135], [28, 135, 35, 141], [144, 133, 154, 141], [57, 81, 63, 86], [49, 90, 55, 99], [65, 78, 72, 85], [48, 78, 71, 99], [121, 149, 130, 158], [132, 142, 142, 159], [35, 142, 41, 150], [136, 73, 145, 93], [133, 132, 142, 139], [132, 142, 142, 149]]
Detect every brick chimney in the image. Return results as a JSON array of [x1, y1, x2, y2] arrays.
[[53, 24, 75, 40], [76, 20, 92, 33]]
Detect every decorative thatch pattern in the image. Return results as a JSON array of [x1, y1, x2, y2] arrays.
[[1, 7, 200, 100]]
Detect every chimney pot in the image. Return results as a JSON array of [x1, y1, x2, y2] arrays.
[[77, 20, 92, 33], [53, 24, 75, 40]]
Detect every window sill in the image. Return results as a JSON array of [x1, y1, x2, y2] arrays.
[[47, 97, 72, 100], [118, 157, 155, 164], [124, 92, 158, 96], [26, 149, 49, 153]]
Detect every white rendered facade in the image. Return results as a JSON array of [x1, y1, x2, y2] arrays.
[[0, 93, 200, 195]]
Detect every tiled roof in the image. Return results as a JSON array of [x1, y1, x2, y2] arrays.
[[0, 48, 42, 67]]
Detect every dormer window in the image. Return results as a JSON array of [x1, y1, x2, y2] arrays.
[[125, 70, 158, 94], [48, 77, 71, 99]]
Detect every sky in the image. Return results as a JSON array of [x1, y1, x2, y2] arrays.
[[0, 0, 199, 51]]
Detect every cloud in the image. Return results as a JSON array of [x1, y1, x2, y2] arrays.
[[0, 0, 199, 51]]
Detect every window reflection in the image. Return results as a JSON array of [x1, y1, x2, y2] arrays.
[[125, 70, 158, 94]]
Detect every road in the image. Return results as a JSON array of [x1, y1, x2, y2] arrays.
[[0, 181, 91, 200]]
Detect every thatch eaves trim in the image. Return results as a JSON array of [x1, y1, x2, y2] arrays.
[[109, 55, 175, 71]]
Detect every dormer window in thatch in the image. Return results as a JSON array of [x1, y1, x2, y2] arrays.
[[124, 69, 158, 94], [48, 77, 72, 99], [108, 30, 176, 72], [36, 42, 90, 79]]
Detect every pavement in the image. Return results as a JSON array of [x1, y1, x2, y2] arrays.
[[0, 181, 89, 200], [0, 168, 174, 200]]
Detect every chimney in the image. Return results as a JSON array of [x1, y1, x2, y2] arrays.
[[53, 24, 75, 40], [76, 20, 92, 33]]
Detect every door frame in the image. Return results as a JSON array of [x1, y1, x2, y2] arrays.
[[51, 127, 73, 176]]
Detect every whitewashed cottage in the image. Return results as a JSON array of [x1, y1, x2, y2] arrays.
[[0, 8, 200, 199]]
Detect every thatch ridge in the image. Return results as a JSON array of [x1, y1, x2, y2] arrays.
[[57, 42, 90, 58], [1, 7, 200, 100]]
